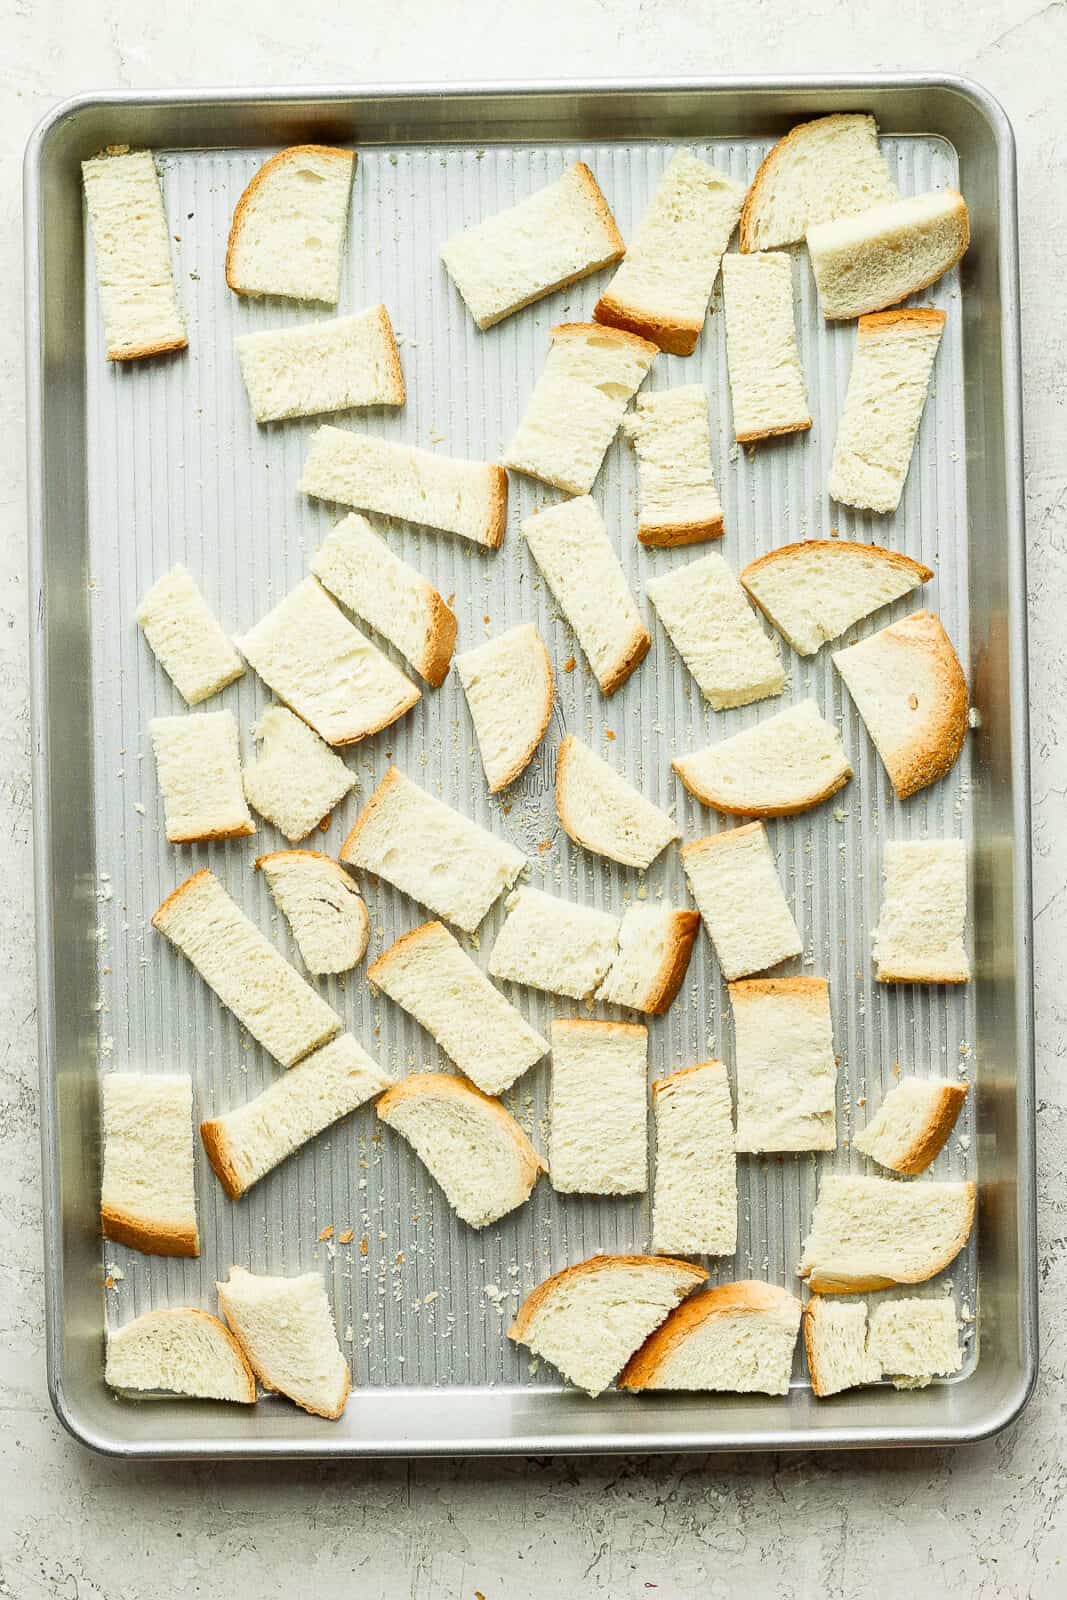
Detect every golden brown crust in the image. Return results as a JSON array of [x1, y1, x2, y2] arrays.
[[876, 966, 970, 987], [593, 294, 703, 356], [638, 513, 725, 548], [729, 974, 828, 1007], [892, 1083, 969, 1174], [165, 819, 256, 845], [253, 848, 356, 888], [200, 1120, 246, 1201], [858, 307, 948, 335], [599, 624, 652, 697], [680, 821, 764, 862], [570, 162, 626, 260], [420, 591, 458, 686], [482, 632, 554, 794], [739, 113, 877, 253], [549, 320, 661, 360], [338, 765, 400, 866], [641, 910, 701, 1015], [225, 146, 356, 296], [101, 1204, 199, 1258], [735, 417, 813, 445], [151, 867, 214, 932], [651, 1058, 726, 1098], [508, 1254, 707, 1344], [372, 303, 406, 406], [618, 1280, 802, 1389], [801, 1295, 845, 1398], [109, 332, 189, 363], [672, 755, 852, 819], [377, 1072, 547, 1191], [552, 1016, 647, 1042], [802, 1181, 977, 1294], [483, 465, 509, 550]]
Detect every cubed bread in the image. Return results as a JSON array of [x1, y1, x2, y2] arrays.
[[739, 113, 898, 253], [674, 699, 851, 817], [739, 539, 932, 657], [681, 823, 802, 981], [621, 385, 724, 546], [549, 1019, 648, 1196], [730, 976, 837, 1152], [646, 551, 785, 711], [150, 710, 255, 844]]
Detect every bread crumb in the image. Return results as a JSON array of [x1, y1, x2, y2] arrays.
[[829, 527, 839, 538], [318, 1225, 334, 1241], [605, 729, 616, 741], [563, 656, 576, 672], [537, 839, 552, 853], [483, 614, 491, 624], [133, 801, 146, 816], [338, 1228, 354, 1245], [360, 1237, 369, 1256], [343, 1323, 354, 1343]]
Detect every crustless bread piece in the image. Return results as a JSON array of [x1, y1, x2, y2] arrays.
[[549, 1019, 648, 1196], [242, 706, 355, 842], [255, 851, 369, 976], [377, 1073, 545, 1229], [440, 161, 624, 330], [867, 1297, 963, 1385], [872, 839, 970, 984], [136, 565, 245, 705], [555, 735, 679, 869], [216, 1266, 350, 1419], [673, 698, 852, 817], [151, 869, 341, 1067], [619, 1281, 803, 1395], [101, 1073, 199, 1257], [651, 1061, 736, 1257], [646, 551, 785, 711], [455, 624, 554, 793], [807, 189, 970, 321], [368, 921, 548, 1098], [594, 151, 746, 355], [105, 1309, 256, 1402], [595, 905, 701, 1016], [508, 1254, 708, 1396], [82, 149, 187, 361], [802, 1297, 881, 1398], [855, 1077, 968, 1175], [621, 385, 724, 546], [225, 146, 355, 305], [150, 710, 255, 844], [681, 823, 802, 981], [489, 887, 620, 1002], [730, 977, 837, 1152], [740, 539, 933, 657], [798, 1175, 977, 1293], [721, 253, 811, 443], [739, 114, 899, 253], [236, 306, 404, 422]]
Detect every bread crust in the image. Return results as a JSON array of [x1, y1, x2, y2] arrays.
[[818, 191, 969, 320], [372, 302, 406, 406], [883, 1082, 969, 1174], [571, 162, 626, 260], [599, 623, 652, 696], [549, 320, 661, 360], [680, 820, 763, 861], [735, 417, 812, 445], [637, 910, 701, 1015], [638, 513, 725, 548], [101, 1204, 199, 1258], [739, 113, 880, 253], [508, 1253, 707, 1344], [801, 1295, 857, 1398], [483, 465, 509, 550], [876, 963, 970, 987], [338, 765, 401, 866], [618, 1280, 802, 1389], [165, 818, 256, 845], [108, 1308, 257, 1402], [377, 1071, 547, 1195], [858, 307, 947, 336], [151, 866, 214, 931], [552, 1017, 647, 1043], [801, 1180, 976, 1294], [217, 1284, 352, 1420], [110, 332, 189, 363], [200, 1119, 246, 1201], [729, 974, 827, 1007], [420, 590, 458, 686], [591, 295, 703, 357], [225, 145, 356, 297], [651, 1058, 726, 1098], [672, 755, 851, 819], [326, 676, 421, 746]]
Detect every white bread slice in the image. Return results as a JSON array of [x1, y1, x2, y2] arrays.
[[621, 385, 724, 546], [595, 904, 700, 1016], [549, 1019, 648, 1195], [440, 161, 624, 330], [300, 427, 507, 548], [242, 705, 355, 842], [136, 565, 245, 705], [855, 1077, 968, 1175], [646, 551, 785, 710], [225, 146, 355, 305], [867, 1297, 963, 1383], [594, 152, 745, 355], [201, 1033, 392, 1200], [555, 734, 679, 869], [740, 539, 933, 656], [508, 1254, 707, 1396], [82, 149, 186, 361], [340, 766, 525, 934], [799, 1175, 977, 1293], [236, 306, 404, 422], [873, 839, 970, 985], [101, 1073, 199, 1258], [105, 1309, 256, 1402], [237, 576, 419, 746], [730, 976, 837, 1152], [255, 850, 369, 976], [681, 823, 801, 981], [833, 610, 967, 799], [456, 624, 554, 793], [807, 189, 970, 320], [674, 698, 852, 817], [152, 869, 340, 1067], [651, 1061, 736, 1257], [521, 496, 651, 695], [367, 921, 548, 1097], [721, 253, 811, 443], [829, 309, 946, 513], [488, 887, 619, 1001], [802, 1297, 881, 1397], [150, 710, 255, 844], [619, 1281, 802, 1394], [216, 1266, 350, 1419], [377, 1072, 545, 1228], [311, 513, 456, 687], [739, 114, 899, 253]]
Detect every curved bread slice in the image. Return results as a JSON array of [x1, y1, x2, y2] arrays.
[[225, 146, 355, 304], [136, 565, 244, 705], [621, 385, 724, 546], [799, 1175, 976, 1293], [651, 1061, 736, 1257], [807, 189, 970, 320], [377, 1073, 545, 1229], [873, 839, 969, 984], [555, 734, 679, 869], [739, 113, 899, 253], [105, 1309, 256, 1402], [255, 851, 369, 976], [82, 149, 187, 360], [619, 1281, 802, 1394], [674, 698, 851, 817], [595, 904, 700, 1016], [550, 1019, 648, 1196], [508, 1254, 707, 1396], [646, 551, 784, 711], [236, 306, 403, 422], [730, 976, 836, 1152], [833, 610, 967, 799], [721, 253, 810, 443], [740, 539, 932, 656], [242, 705, 355, 842], [456, 624, 554, 792], [867, 1297, 963, 1383], [681, 824, 801, 982], [855, 1077, 968, 1175], [803, 1297, 881, 1398], [101, 1073, 199, 1257], [150, 710, 255, 844], [216, 1266, 350, 1419], [489, 887, 620, 1001]]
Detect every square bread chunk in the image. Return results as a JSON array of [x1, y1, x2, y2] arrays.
[[681, 823, 802, 981], [136, 565, 245, 705], [242, 706, 355, 842], [550, 1019, 648, 1195], [101, 1073, 198, 1257], [651, 1061, 736, 1256], [730, 976, 837, 1151], [82, 149, 187, 360], [873, 839, 969, 984], [621, 385, 724, 546], [867, 1297, 963, 1382], [149, 710, 254, 844], [646, 551, 785, 711], [236, 306, 404, 422], [489, 886, 620, 1001]]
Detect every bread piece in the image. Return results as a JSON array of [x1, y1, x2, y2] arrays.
[[730, 976, 837, 1152], [802, 1297, 881, 1397], [829, 310, 946, 513], [594, 152, 745, 355], [368, 921, 548, 1098], [555, 734, 679, 869], [341, 767, 524, 933], [867, 1297, 963, 1383], [798, 1175, 977, 1293], [151, 869, 341, 1067], [508, 1254, 707, 1396], [721, 253, 810, 442], [225, 146, 355, 304], [201, 1033, 392, 1200], [136, 565, 245, 705], [488, 886, 619, 1001], [808, 189, 970, 320], [456, 624, 554, 792], [833, 611, 967, 799], [81, 149, 186, 361], [681, 823, 801, 981], [236, 306, 404, 422], [674, 698, 852, 817], [242, 705, 355, 842], [740, 113, 899, 253], [149, 710, 255, 844], [237, 576, 419, 746], [440, 161, 624, 330], [651, 1061, 736, 1257], [311, 513, 456, 686], [377, 1073, 545, 1228], [105, 1309, 256, 1402], [740, 539, 933, 657], [595, 904, 700, 1016], [550, 1019, 647, 1195], [621, 385, 724, 546], [216, 1266, 350, 1419], [521, 496, 650, 695], [100, 1073, 199, 1257], [855, 1077, 968, 1174], [872, 839, 970, 985], [647, 551, 785, 710], [619, 1281, 802, 1394], [255, 850, 369, 975], [300, 427, 507, 548]]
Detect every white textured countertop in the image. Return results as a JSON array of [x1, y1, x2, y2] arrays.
[[3, 3, 1066, 1595]]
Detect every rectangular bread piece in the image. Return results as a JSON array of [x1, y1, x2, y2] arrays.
[[646, 551, 785, 711], [242, 705, 355, 842], [595, 904, 701, 1016], [621, 385, 724, 546], [136, 565, 245, 705], [873, 838, 969, 984], [149, 710, 255, 844], [803, 1297, 881, 1397], [651, 1061, 736, 1256], [549, 1019, 648, 1195], [721, 253, 811, 443], [681, 823, 802, 981], [236, 306, 404, 422], [101, 1073, 198, 1257], [488, 886, 620, 1001], [730, 976, 837, 1151], [82, 149, 187, 360]]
